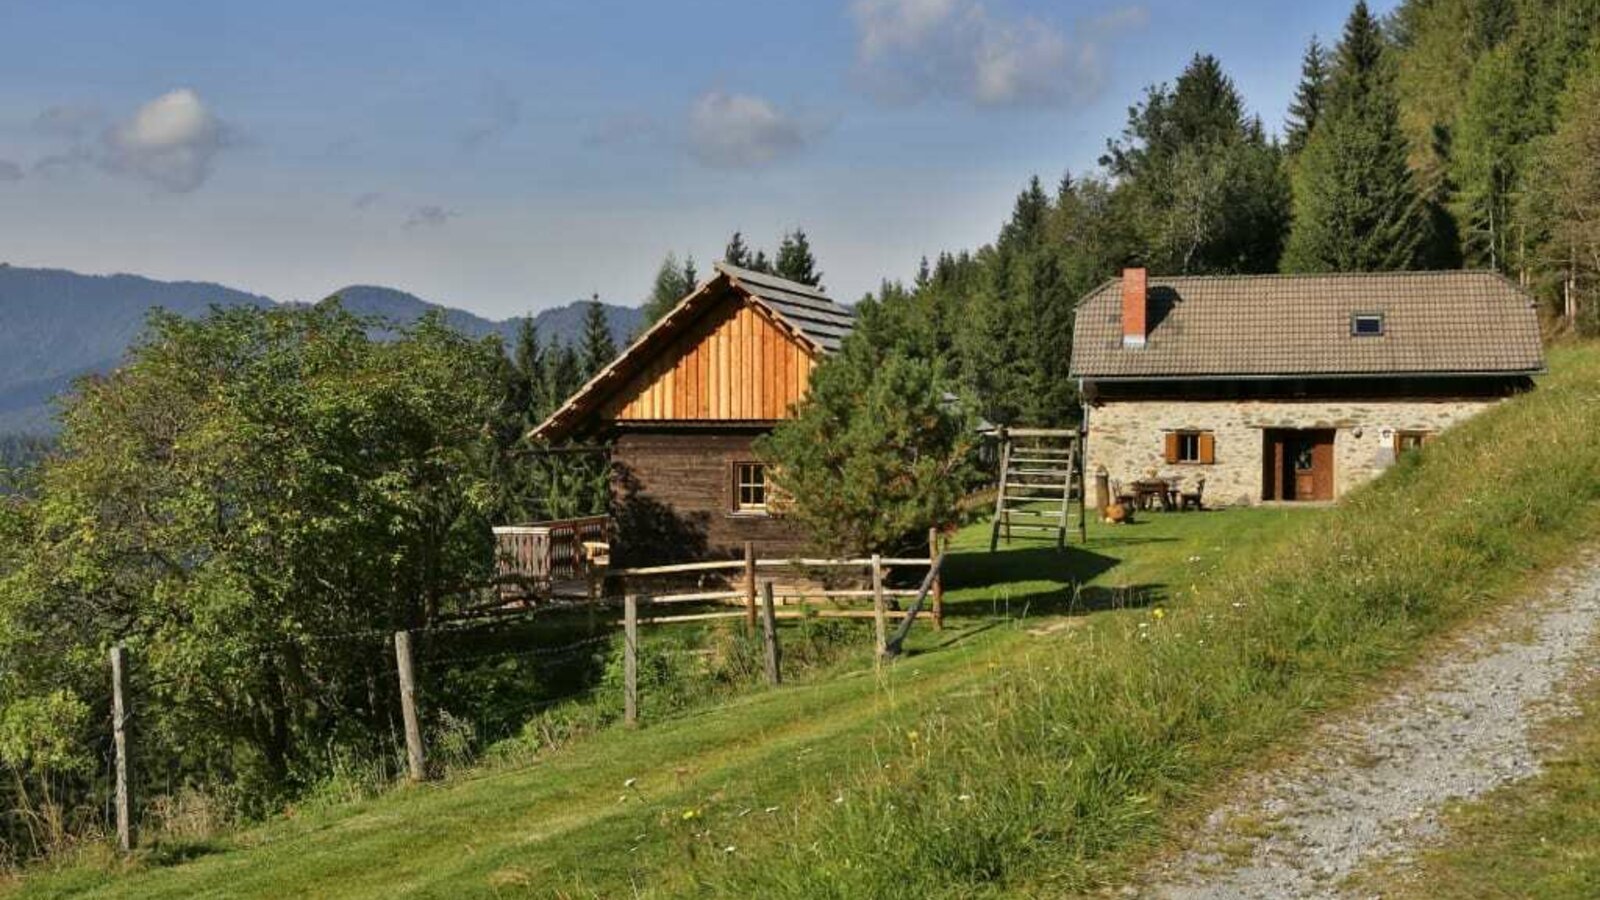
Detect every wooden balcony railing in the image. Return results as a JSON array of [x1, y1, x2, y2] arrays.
[[492, 515, 609, 600]]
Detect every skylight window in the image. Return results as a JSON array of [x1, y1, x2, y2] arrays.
[[1351, 313, 1385, 337]]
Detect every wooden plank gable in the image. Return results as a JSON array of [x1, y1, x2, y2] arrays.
[[602, 294, 818, 423]]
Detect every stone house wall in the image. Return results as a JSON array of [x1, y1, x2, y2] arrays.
[[1084, 397, 1502, 506]]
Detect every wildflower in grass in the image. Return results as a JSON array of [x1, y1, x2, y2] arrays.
[[958, 794, 973, 802], [624, 777, 638, 787], [724, 845, 737, 854], [1153, 607, 1166, 621], [906, 729, 920, 745], [682, 808, 699, 820]]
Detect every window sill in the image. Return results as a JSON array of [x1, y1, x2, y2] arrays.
[[727, 510, 773, 519]]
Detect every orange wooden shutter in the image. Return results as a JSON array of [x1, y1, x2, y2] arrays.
[[1163, 432, 1179, 464], [1198, 432, 1216, 464]]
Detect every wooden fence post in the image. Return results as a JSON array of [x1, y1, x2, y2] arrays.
[[760, 581, 782, 686], [743, 541, 757, 633], [872, 554, 887, 666], [109, 644, 133, 854], [624, 595, 640, 727], [929, 527, 944, 631], [393, 631, 426, 782]]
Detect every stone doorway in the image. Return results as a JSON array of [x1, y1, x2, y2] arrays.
[[1262, 428, 1335, 501]]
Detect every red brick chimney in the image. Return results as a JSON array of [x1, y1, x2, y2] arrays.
[[1121, 267, 1148, 348]]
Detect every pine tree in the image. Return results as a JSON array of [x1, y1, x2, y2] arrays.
[[998, 177, 1050, 253], [723, 231, 752, 268], [1520, 50, 1600, 332], [1451, 47, 1529, 271], [1105, 54, 1289, 274], [641, 252, 691, 327], [511, 318, 544, 422], [541, 340, 582, 409], [681, 254, 698, 291], [774, 228, 823, 286], [1286, 36, 1330, 156], [1469, 0, 1516, 54], [578, 296, 617, 379], [1283, 1, 1429, 272], [750, 249, 773, 274], [756, 301, 976, 556]]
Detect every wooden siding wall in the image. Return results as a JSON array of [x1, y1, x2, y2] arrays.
[[604, 297, 816, 423], [611, 431, 810, 565]]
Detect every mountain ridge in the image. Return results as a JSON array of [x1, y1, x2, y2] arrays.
[[0, 264, 644, 433]]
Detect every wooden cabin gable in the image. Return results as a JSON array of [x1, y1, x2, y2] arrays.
[[602, 293, 817, 424]]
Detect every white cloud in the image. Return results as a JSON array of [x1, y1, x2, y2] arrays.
[[101, 89, 230, 192], [0, 160, 21, 182], [850, 0, 1146, 108], [686, 90, 816, 169], [404, 205, 458, 228]]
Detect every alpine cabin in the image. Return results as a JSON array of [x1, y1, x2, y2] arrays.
[[1069, 268, 1545, 506], [532, 263, 854, 564]]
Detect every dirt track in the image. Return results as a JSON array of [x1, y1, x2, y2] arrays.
[[1141, 557, 1600, 899]]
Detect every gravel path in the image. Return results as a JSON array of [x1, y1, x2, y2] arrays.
[[1140, 556, 1600, 899]]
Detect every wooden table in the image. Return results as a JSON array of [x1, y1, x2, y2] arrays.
[[1131, 479, 1177, 511]]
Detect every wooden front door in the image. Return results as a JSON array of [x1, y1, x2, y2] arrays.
[[1263, 429, 1335, 501]]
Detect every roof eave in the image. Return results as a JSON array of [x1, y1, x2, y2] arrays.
[[1072, 368, 1546, 383]]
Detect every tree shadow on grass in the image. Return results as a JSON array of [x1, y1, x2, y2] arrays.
[[936, 534, 1171, 621]]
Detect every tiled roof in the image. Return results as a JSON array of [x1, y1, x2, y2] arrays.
[[714, 262, 855, 352], [1069, 270, 1545, 379]]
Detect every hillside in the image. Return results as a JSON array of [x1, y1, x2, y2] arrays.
[[14, 343, 1600, 898], [0, 265, 643, 434]]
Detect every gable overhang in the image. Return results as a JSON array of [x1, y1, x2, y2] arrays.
[[531, 272, 832, 444]]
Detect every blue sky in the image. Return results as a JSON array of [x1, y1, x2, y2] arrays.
[[0, 0, 1397, 319]]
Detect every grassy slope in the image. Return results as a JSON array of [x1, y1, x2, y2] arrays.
[[13, 342, 1600, 899], [9, 509, 1292, 899]]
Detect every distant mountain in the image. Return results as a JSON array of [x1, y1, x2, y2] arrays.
[[0, 264, 643, 434]]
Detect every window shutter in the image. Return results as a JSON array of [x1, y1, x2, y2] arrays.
[[1198, 432, 1216, 465], [1163, 432, 1179, 464]]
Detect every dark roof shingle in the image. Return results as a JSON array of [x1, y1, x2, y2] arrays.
[[715, 262, 855, 352], [1068, 270, 1544, 379]]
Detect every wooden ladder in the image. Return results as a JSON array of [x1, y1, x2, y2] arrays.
[[988, 427, 1087, 552]]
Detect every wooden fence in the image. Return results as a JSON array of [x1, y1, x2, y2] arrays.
[[619, 531, 949, 726], [609, 528, 946, 631]]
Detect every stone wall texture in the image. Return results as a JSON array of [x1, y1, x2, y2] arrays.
[[1085, 397, 1502, 506]]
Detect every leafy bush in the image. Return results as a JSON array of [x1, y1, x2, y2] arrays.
[[0, 304, 510, 861]]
